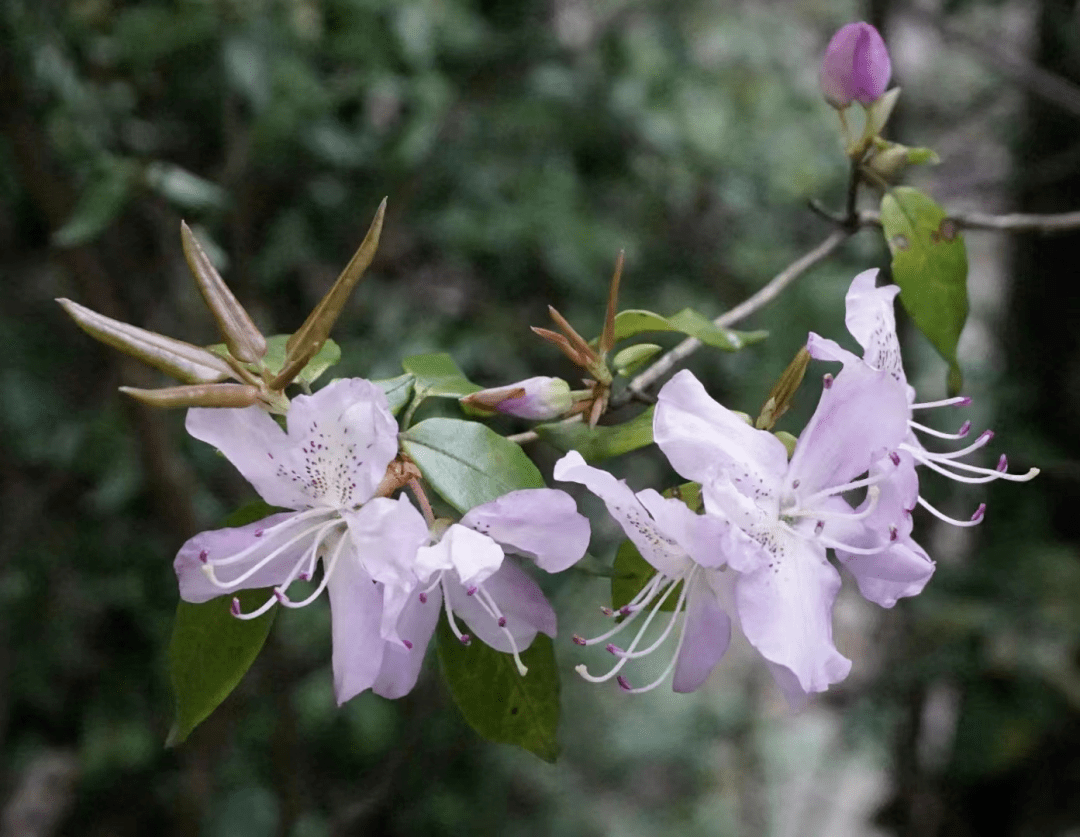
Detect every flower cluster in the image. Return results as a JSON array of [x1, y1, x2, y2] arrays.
[[175, 377, 589, 703], [560, 270, 1037, 704]]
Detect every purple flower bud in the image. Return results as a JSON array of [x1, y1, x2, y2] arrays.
[[460, 376, 573, 420], [819, 22, 891, 109]]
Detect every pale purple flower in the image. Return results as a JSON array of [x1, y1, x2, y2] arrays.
[[819, 22, 891, 109], [807, 268, 1038, 601], [175, 377, 591, 703], [653, 366, 912, 704], [461, 376, 573, 420], [554, 450, 750, 694]]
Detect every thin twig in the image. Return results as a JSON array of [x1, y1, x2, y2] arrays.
[[858, 207, 1080, 234], [625, 229, 851, 399]]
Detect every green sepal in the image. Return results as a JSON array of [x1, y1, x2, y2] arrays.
[[401, 352, 481, 398], [610, 309, 767, 352], [208, 334, 341, 386], [400, 417, 544, 513], [373, 373, 415, 415], [436, 616, 561, 762], [611, 539, 680, 613], [534, 406, 654, 463], [880, 187, 969, 393], [166, 500, 283, 746]]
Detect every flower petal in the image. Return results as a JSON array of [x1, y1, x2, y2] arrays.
[[842, 269, 907, 382], [635, 489, 734, 569], [285, 378, 400, 505], [326, 552, 385, 705], [174, 511, 328, 603], [734, 534, 851, 696], [672, 577, 731, 693], [372, 584, 443, 699], [837, 539, 935, 609], [654, 369, 788, 500], [344, 495, 430, 590], [461, 488, 590, 572], [415, 524, 505, 588], [788, 362, 909, 500], [447, 561, 556, 653], [185, 407, 308, 509], [554, 450, 689, 577]]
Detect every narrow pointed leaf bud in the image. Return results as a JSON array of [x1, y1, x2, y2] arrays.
[[119, 383, 260, 409], [599, 250, 624, 357], [285, 199, 386, 361], [819, 22, 891, 109], [57, 298, 234, 384], [756, 346, 811, 430], [180, 222, 267, 363], [460, 377, 573, 420]]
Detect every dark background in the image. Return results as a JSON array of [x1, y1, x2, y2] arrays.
[[1, 0, 1077, 835]]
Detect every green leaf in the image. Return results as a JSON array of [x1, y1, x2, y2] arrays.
[[400, 418, 543, 513], [373, 373, 414, 415], [209, 334, 341, 385], [610, 308, 767, 352], [436, 617, 560, 762], [166, 500, 282, 746], [663, 481, 702, 512], [53, 157, 136, 248], [145, 161, 228, 212], [401, 352, 481, 398], [535, 407, 654, 463], [612, 343, 662, 376], [611, 539, 681, 613], [880, 187, 969, 393]]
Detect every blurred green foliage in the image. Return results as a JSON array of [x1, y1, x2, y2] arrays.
[[1, 0, 1078, 835]]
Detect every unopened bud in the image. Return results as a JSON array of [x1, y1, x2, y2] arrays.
[[819, 22, 891, 109], [460, 376, 572, 420]]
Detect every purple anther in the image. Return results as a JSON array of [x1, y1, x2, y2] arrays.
[[606, 643, 623, 656], [890, 451, 901, 466], [419, 592, 428, 604], [199, 550, 209, 563], [997, 454, 1008, 472], [600, 606, 615, 617], [274, 588, 288, 603], [979, 429, 995, 444], [957, 396, 972, 407], [792, 479, 800, 489], [466, 586, 477, 597], [459, 634, 472, 646], [572, 634, 587, 646], [823, 373, 834, 389], [815, 520, 825, 534], [230, 597, 241, 617], [616, 675, 632, 691], [619, 605, 632, 616], [889, 525, 898, 542], [402, 639, 413, 650], [970, 503, 986, 523], [957, 420, 972, 437], [498, 617, 507, 628], [299, 572, 310, 582]]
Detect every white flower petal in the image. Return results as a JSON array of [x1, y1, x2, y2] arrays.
[[654, 370, 789, 500], [672, 578, 731, 693], [554, 450, 689, 577], [372, 585, 442, 699], [837, 539, 935, 608], [734, 533, 851, 696], [326, 554, 385, 705], [460, 488, 590, 572], [344, 495, 429, 589], [447, 561, 556, 652]]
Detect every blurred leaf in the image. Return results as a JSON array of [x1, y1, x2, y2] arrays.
[[166, 500, 282, 746], [880, 187, 969, 393], [611, 539, 680, 613], [145, 162, 227, 212], [610, 308, 767, 351], [535, 407, 654, 463], [663, 481, 702, 512], [374, 373, 415, 415], [400, 418, 543, 513], [53, 157, 135, 248], [436, 618, 560, 762], [402, 352, 481, 397], [208, 335, 341, 385]]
